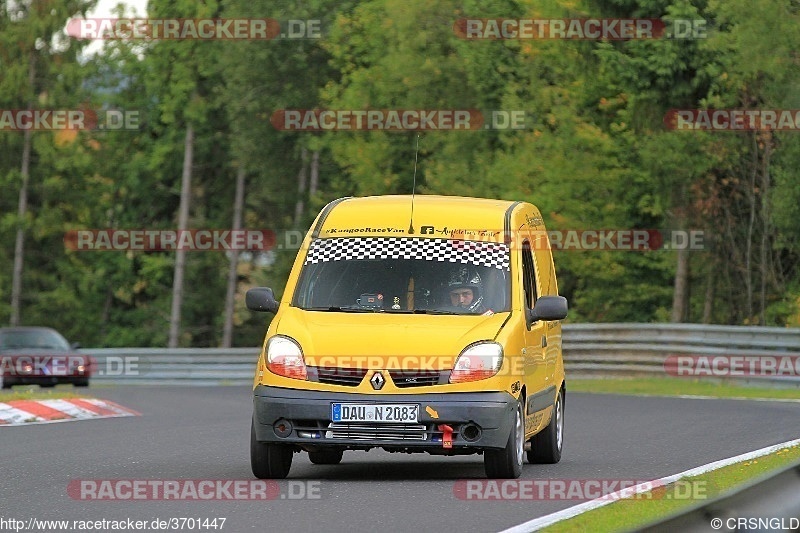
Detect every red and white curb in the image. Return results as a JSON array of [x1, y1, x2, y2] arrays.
[[0, 398, 140, 425]]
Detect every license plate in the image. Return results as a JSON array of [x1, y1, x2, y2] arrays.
[[331, 403, 419, 423]]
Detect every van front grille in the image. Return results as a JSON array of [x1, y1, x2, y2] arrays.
[[307, 366, 367, 387], [325, 422, 427, 441], [305, 367, 448, 387], [388, 369, 447, 387]]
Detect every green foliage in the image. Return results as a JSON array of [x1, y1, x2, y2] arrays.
[[0, 0, 798, 346]]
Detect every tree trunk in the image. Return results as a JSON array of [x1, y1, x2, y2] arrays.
[[744, 132, 758, 322], [671, 247, 689, 323], [168, 122, 194, 348], [100, 285, 113, 339], [702, 265, 715, 324], [10, 54, 35, 327], [759, 134, 772, 325], [293, 148, 309, 228], [309, 150, 320, 197], [221, 165, 246, 348]]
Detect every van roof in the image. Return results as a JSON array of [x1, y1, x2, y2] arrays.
[[313, 195, 522, 240]]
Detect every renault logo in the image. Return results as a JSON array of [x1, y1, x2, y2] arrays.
[[370, 371, 385, 390]]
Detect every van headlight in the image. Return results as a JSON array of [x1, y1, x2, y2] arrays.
[[449, 342, 503, 383], [266, 336, 307, 380]]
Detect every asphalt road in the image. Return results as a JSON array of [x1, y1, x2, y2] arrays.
[[3, 386, 800, 533]]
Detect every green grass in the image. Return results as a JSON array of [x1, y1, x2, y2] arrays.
[[542, 443, 800, 532], [544, 376, 800, 531], [569, 376, 800, 400], [0, 385, 88, 402]]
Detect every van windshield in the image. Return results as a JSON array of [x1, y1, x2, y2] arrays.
[[292, 237, 511, 314]]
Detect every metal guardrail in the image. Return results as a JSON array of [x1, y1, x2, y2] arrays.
[[562, 323, 800, 385], [84, 348, 258, 385], [80, 323, 800, 385], [640, 458, 800, 532]]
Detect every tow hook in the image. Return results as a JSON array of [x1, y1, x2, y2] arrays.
[[438, 424, 453, 449]]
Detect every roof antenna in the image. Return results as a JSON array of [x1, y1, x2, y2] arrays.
[[408, 133, 421, 234]]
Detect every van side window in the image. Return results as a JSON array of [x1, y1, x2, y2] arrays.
[[549, 252, 558, 296], [521, 240, 537, 308]]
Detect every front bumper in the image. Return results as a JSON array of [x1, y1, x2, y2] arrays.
[[252, 384, 517, 452], [2, 375, 88, 386]]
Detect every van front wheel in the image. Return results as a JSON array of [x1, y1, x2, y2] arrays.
[[251, 421, 293, 479], [484, 401, 524, 479]]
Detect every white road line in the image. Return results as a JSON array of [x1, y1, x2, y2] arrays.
[[577, 392, 800, 403], [499, 436, 800, 533], [675, 394, 800, 403]]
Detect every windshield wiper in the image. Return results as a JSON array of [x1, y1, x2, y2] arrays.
[[304, 306, 457, 314], [304, 306, 378, 313]]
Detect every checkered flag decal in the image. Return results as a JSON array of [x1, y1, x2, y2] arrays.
[[305, 237, 510, 270]]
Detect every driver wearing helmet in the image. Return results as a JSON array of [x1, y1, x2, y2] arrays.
[[446, 265, 492, 315]]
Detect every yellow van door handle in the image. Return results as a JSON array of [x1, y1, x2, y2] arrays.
[[541, 336, 547, 348]]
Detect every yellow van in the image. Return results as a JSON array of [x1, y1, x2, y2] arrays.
[[247, 195, 567, 479]]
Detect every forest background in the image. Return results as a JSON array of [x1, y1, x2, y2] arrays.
[[1, 0, 799, 348]]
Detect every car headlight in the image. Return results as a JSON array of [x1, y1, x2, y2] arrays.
[[449, 342, 503, 383], [266, 336, 307, 380]]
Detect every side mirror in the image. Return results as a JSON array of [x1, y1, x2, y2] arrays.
[[526, 295, 568, 326], [246, 287, 279, 314]]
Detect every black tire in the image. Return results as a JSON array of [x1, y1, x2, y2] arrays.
[[528, 387, 564, 464], [250, 421, 293, 479], [1, 381, 13, 389], [308, 449, 344, 465], [484, 400, 524, 479], [74, 379, 89, 387]]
